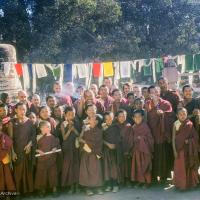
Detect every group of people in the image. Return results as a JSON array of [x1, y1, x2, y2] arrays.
[[0, 77, 200, 199]]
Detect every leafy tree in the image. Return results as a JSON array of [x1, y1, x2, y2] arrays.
[[0, 0, 200, 62]]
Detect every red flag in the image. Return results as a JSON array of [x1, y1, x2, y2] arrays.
[[15, 64, 23, 76], [93, 63, 101, 78]]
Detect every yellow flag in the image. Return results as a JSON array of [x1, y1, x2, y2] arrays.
[[103, 62, 114, 77]]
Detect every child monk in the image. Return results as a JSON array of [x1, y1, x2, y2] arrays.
[[0, 120, 16, 196], [116, 109, 133, 186], [39, 106, 56, 136], [79, 114, 103, 196], [172, 108, 199, 190], [61, 106, 80, 194], [103, 111, 123, 193], [131, 110, 154, 189], [35, 121, 60, 197], [8, 103, 36, 196]]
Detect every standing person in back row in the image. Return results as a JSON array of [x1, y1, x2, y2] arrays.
[[158, 77, 180, 113], [145, 86, 175, 183], [178, 85, 200, 131]]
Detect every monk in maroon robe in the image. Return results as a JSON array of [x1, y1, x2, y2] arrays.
[[39, 106, 56, 135], [79, 115, 103, 196], [146, 86, 175, 182], [0, 126, 16, 192], [30, 94, 41, 116], [98, 85, 113, 112], [116, 110, 133, 184], [8, 103, 36, 195], [158, 77, 180, 113], [130, 110, 154, 187], [61, 107, 80, 193], [35, 121, 60, 197], [111, 89, 128, 115], [75, 90, 105, 119], [173, 108, 199, 190], [103, 112, 123, 192]]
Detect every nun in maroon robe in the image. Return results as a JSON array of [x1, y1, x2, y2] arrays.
[[0, 131, 16, 192], [103, 123, 123, 186], [35, 133, 60, 192], [61, 119, 80, 189], [9, 118, 36, 194], [146, 97, 175, 181], [79, 116, 103, 189], [131, 121, 154, 185], [173, 119, 199, 190], [117, 121, 133, 183]]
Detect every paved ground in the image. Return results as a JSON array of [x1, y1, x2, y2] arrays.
[[23, 185, 200, 200]]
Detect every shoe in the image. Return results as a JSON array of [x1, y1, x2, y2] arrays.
[[105, 186, 112, 192], [97, 189, 103, 195], [86, 189, 94, 196], [112, 186, 119, 193]]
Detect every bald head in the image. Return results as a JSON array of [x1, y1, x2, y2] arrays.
[[18, 90, 28, 104], [32, 94, 41, 106]]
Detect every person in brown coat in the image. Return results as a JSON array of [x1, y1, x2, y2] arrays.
[[8, 103, 36, 196], [61, 106, 80, 194], [116, 109, 133, 186], [130, 110, 154, 188], [79, 114, 103, 196], [0, 120, 16, 195], [103, 112, 123, 193], [35, 120, 60, 197], [172, 108, 199, 190]]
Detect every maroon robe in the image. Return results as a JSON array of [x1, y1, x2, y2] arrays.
[[74, 99, 105, 119], [35, 134, 60, 190], [11, 118, 36, 194], [174, 120, 199, 190], [103, 124, 123, 183], [0, 133, 16, 191], [118, 122, 133, 180], [130, 122, 154, 184], [111, 98, 128, 115], [146, 98, 175, 180], [55, 94, 72, 106], [79, 127, 103, 187], [160, 90, 180, 113], [29, 104, 40, 116], [61, 121, 80, 187], [100, 96, 113, 112]]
